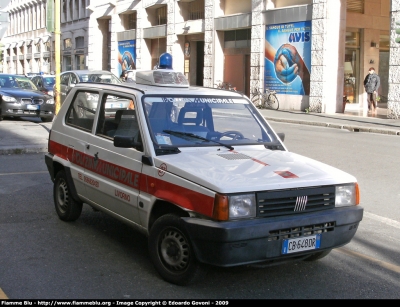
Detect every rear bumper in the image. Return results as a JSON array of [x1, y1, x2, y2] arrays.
[[182, 206, 363, 267]]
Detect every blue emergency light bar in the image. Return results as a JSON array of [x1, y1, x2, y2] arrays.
[[158, 53, 173, 69]]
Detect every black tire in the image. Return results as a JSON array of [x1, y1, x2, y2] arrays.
[[303, 249, 332, 261], [267, 94, 279, 110], [53, 170, 83, 221], [41, 116, 54, 122], [148, 214, 204, 286]]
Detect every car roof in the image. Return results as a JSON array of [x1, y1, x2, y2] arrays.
[[62, 70, 115, 75], [73, 82, 245, 97], [0, 73, 30, 78]]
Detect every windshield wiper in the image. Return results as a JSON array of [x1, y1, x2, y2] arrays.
[[163, 130, 234, 150]]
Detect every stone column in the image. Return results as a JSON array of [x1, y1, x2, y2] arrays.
[[87, 16, 103, 70], [203, 0, 214, 88], [110, 13, 121, 76], [309, 0, 345, 114], [250, 0, 265, 96], [388, 0, 400, 119], [167, 0, 175, 55], [136, 7, 143, 69]]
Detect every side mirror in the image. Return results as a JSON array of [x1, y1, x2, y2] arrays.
[[277, 133, 285, 142], [114, 135, 142, 151]]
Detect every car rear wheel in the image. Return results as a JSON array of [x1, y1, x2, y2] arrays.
[[54, 170, 83, 221], [148, 214, 204, 285], [303, 249, 332, 261]]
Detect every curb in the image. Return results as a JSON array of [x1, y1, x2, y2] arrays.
[[0, 146, 48, 155], [264, 117, 400, 136]]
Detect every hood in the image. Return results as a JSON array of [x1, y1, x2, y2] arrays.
[[154, 145, 356, 194], [0, 88, 50, 98]]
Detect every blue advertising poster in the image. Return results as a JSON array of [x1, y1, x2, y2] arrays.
[[118, 40, 136, 77], [265, 21, 311, 95]]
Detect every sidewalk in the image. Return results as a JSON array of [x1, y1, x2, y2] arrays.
[[258, 106, 400, 136], [0, 108, 399, 155]]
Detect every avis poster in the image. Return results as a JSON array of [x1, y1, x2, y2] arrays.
[[264, 21, 311, 95], [118, 40, 136, 77]]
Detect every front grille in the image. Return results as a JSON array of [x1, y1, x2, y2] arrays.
[[217, 153, 251, 160], [257, 186, 335, 217], [268, 222, 335, 241], [21, 98, 44, 105]]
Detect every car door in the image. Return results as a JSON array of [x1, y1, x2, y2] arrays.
[[84, 91, 142, 225], [62, 89, 98, 198], [60, 73, 71, 104]]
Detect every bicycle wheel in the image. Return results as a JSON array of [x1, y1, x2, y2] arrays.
[[250, 93, 261, 108], [267, 93, 279, 110]]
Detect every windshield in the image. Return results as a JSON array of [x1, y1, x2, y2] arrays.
[[43, 77, 55, 86], [143, 96, 280, 149], [78, 73, 121, 84], [0, 76, 38, 90]]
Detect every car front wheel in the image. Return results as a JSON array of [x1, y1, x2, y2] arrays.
[[148, 214, 204, 286], [54, 170, 83, 221]]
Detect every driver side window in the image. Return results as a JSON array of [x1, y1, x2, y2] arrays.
[[65, 90, 98, 132]]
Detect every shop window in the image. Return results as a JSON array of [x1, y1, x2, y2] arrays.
[[44, 42, 51, 52], [69, 0, 73, 20], [189, 0, 204, 20], [75, 55, 85, 70], [75, 36, 84, 49], [224, 29, 251, 48], [347, 0, 364, 14], [64, 56, 72, 71], [64, 38, 72, 50], [62, 0, 67, 21], [127, 12, 137, 29], [74, 0, 79, 19], [156, 6, 167, 25], [344, 30, 360, 104], [379, 33, 390, 51]]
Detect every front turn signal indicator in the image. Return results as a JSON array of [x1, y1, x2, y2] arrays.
[[212, 193, 229, 221]]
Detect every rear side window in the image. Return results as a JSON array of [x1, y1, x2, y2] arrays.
[[95, 93, 138, 142], [65, 90, 99, 132]]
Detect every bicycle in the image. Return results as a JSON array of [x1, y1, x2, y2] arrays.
[[250, 88, 279, 110], [215, 80, 237, 91]]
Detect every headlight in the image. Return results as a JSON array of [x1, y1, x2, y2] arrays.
[[213, 193, 256, 221], [335, 183, 360, 207], [2, 95, 17, 103], [46, 98, 55, 104], [47, 90, 54, 96]]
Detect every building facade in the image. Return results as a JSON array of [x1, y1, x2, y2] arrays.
[[2, 0, 400, 119]]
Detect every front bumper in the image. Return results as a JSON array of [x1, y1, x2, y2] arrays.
[[182, 206, 363, 267], [1, 102, 54, 118]]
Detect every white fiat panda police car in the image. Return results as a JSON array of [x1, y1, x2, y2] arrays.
[[45, 54, 363, 285]]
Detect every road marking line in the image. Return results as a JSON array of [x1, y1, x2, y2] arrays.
[[364, 211, 400, 230], [0, 287, 8, 299], [336, 248, 400, 274], [0, 171, 48, 176]]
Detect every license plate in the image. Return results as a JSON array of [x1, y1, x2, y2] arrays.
[[108, 103, 122, 109], [281, 234, 321, 254], [27, 105, 39, 110]]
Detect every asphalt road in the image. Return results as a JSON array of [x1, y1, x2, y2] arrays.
[[0, 123, 399, 299]]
